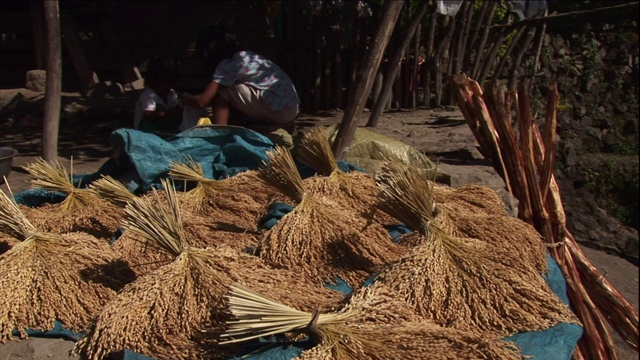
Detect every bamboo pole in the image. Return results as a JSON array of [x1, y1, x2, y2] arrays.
[[451, 74, 639, 359]]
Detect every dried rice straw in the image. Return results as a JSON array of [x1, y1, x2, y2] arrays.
[[0, 188, 130, 342], [378, 163, 547, 274], [295, 126, 396, 223], [19, 158, 120, 239], [221, 283, 524, 360], [75, 179, 343, 360], [90, 176, 260, 276], [374, 165, 580, 336], [255, 146, 404, 287], [168, 159, 271, 228]]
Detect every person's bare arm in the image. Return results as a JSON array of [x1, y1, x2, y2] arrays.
[[180, 81, 220, 109]]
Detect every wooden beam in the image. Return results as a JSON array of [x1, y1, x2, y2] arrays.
[[29, 1, 45, 69], [60, 12, 99, 89], [331, 0, 404, 160]]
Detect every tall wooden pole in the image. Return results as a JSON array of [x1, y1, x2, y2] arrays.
[[366, 0, 429, 127], [42, 0, 62, 161], [331, 0, 403, 160]]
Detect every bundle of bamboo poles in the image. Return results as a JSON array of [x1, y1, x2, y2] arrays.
[[451, 74, 638, 359]]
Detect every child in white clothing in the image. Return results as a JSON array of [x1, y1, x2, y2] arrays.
[[133, 56, 182, 134]]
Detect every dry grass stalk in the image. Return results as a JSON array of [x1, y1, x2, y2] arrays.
[[122, 180, 187, 256], [169, 159, 271, 227], [18, 160, 121, 239], [259, 146, 306, 202], [256, 147, 404, 287], [77, 181, 342, 359], [113, 180, 262, 277], [22, 158, 95, 211], [375, 163, 436, 234], [168, 158, 224, 209], [222, 283, 524, 360], [0, 189, 128, 342], [296, 127, 396, 224], [295, 126, 340, 176], [0, 185, 36, 240], [374, 166, 578, 335], [89, 175, 137, 208]]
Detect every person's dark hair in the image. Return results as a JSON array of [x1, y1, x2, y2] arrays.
[[144, 56, 177, 87], [196, 25, 240, 71]]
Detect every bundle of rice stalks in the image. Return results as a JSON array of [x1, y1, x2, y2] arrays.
[[434, 183, 510, 217], [295, 126, 395, 223], [75, 179, 343, 360], [19, 158, 121, 240], [0, 188, 131, 342], [374, 165, 580, 336], [441, 212, 549, 274], [254, 146, 405, 288], [169, 158, 278, 223], [378, 163, 548, 274], [221, 283, 524, 360], [90, 176, 261, 276]]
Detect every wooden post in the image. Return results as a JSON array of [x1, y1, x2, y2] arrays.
[[331, 0, 403, 160], [29, 1, 45, 69], [60, 12, 99, 89], [423, 4, 438, 106], [42, 0, 62, 161], [366, 0, 429, 127]]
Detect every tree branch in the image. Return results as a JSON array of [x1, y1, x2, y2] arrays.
[[492, 2, 639, 29]]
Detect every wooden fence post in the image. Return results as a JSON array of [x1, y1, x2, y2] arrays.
[[42, 0, 62, 162], [331, 0, 403, 160]]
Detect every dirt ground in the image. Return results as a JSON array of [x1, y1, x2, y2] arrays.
[[0, 91, 637, 359]]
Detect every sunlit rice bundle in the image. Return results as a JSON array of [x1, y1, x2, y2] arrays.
[[91, 176, 260, 276], [89, 175, 137, 208], [434, 183, 509, 217], [295, 126, 395, 223], [255, 146, 405, 288], [438, 209, 549, 274], [221, 283, 524, 360], [75, 179, 343, 360], [0, 188, 131, 342], [378, 163, 547, 273], [374, 166, 580, 336], [169, 159, 271, 228], [20, 158, 121, 240]]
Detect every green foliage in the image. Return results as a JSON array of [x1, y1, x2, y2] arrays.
[[610, 143, 640, 156], [585, 158, 639, 229]]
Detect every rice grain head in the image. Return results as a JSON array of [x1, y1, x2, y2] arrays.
[[376, 226, 580, 336], [256, 147, 404, 287], [374, 165, 579, 336], [77, 179, 342, 359], [169, 159, 271, 228], [296, 127, 395, 224], [0, 188, 129, 342]]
